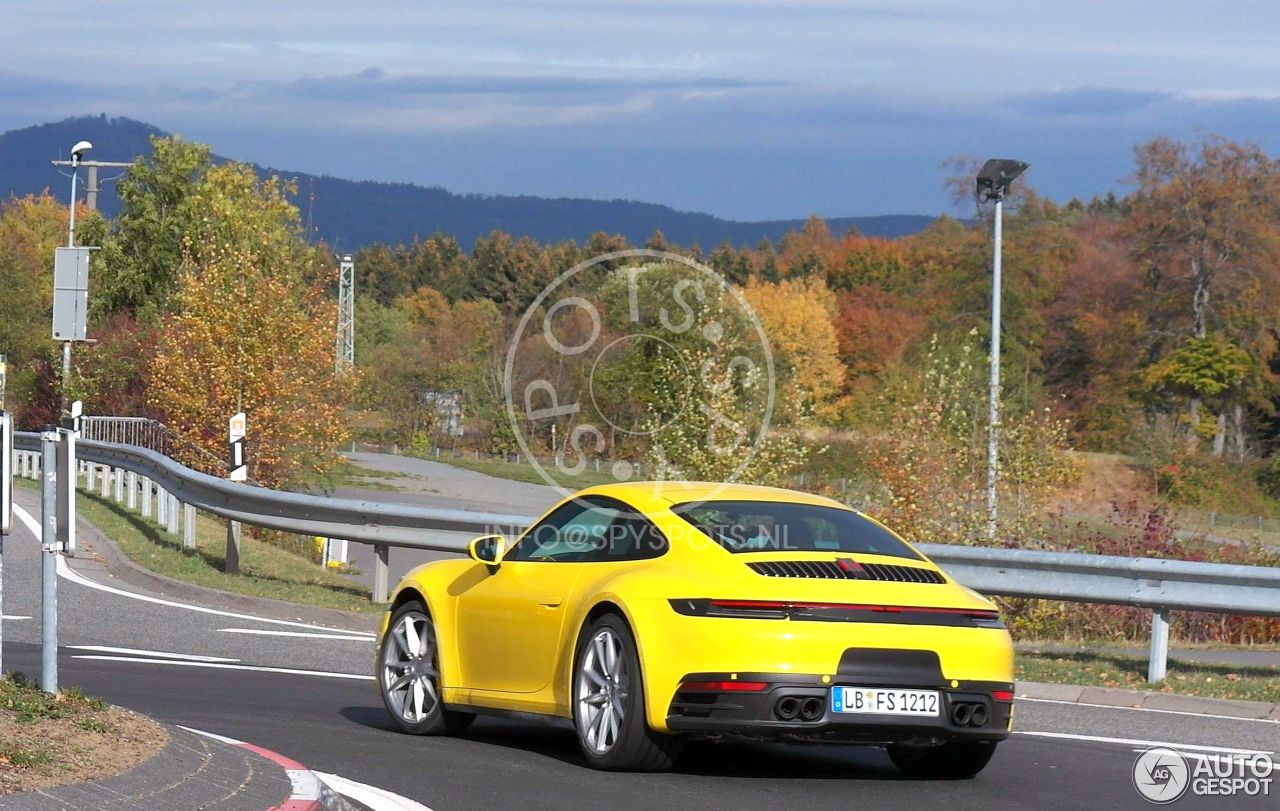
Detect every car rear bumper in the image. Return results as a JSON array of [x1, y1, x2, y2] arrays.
[[663, 649, 1013, 743]]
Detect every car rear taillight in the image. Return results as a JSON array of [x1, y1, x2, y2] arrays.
[[992, 690, 1014, 702], [668, 598, 1004, 627], [678, 680, 769, 692]]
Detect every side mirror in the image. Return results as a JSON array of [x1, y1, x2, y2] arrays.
[[468, 534, 506, 566]]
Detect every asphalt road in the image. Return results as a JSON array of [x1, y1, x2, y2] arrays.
[[2, 486, 1277, 810]]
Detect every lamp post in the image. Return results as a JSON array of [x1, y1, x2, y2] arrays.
[[975, 158, 1028, 542], [59, 141, 92, 419]]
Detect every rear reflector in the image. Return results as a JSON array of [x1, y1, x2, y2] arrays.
[[992, 690, 1014, 702], [679, 680, 769, 693]]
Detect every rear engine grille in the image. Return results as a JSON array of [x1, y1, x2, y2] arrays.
[[747, 560, 945, 584]]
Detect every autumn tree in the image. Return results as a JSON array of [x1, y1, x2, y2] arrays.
[[1126, 136, 1280, 453], [147, 159, 351, 487]]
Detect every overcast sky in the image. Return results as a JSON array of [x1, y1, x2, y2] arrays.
[[4, 1, 1279, 219]]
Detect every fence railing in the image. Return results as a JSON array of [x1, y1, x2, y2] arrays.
[[12, 431, 1280, 683]]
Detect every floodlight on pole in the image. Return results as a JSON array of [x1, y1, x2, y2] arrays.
[[976, 158, 1028, 542], [66, 141, 91, 248]]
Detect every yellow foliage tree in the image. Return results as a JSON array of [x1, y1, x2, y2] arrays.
[[742, 276, 846, 423], [149, 195, 352, 487]]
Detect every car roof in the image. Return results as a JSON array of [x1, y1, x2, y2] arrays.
[[576, 481, 850, 510]]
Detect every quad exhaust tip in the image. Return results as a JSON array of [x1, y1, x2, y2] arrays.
[[951, 701, 987, 727], [774, 696, 824, 722]]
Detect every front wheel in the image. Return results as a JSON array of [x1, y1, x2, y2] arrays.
[[572, 615, 682, 771], [379, 600, 473, 735], [887, 740, 997, 779]]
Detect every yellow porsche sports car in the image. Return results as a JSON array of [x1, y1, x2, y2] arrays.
[[376, 482, 1014, 776]]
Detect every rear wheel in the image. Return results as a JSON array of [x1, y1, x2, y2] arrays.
[[379, 600, 473, 735], [887, 740, 997, 779], [572, 615, 682, 771]]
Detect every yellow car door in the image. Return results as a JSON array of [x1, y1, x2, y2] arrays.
[[454, 498, 624, 694]]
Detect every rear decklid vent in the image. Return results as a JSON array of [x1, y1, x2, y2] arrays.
[[747, 560, 945, 584]]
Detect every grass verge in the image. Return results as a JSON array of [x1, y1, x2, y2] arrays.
[[1017, 649, 1280, 703], [0, 674, 167, 795], [409, 450, 616, 489], [15, 478, 376, 613]]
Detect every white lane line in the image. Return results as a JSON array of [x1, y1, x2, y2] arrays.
[[67, 645, 239, 663], [176, 725, 242, 745], [71, 654, 372, 681], [1015, 730, 1275, 756], [1, 615, 32, 620], [316, 771, 436, 811], [1126, 747, 1278, 774], [217, 628, 371, 641], [1019, 695, 1279, 725], [12, 505, 375, 637]]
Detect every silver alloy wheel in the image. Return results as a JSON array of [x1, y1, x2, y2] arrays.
[[382, 610, 440, 724], [576, 628, 628, 755]]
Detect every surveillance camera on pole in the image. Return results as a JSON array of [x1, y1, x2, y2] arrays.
[[976, 158, 1028, 542]]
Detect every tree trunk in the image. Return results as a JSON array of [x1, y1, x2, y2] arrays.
[[1212, 410, 1226, 457], [1232, 401, 1246, 462], [1187, 396, 1201, 449], [1191, 257, 1210, 339]]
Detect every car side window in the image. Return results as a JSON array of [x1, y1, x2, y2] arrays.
[[508, 498, 622, 562], [595, 514, 669, 562]]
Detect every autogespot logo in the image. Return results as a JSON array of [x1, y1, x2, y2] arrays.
[[1133, 747, 1190, 804], [1133, 745, 1274, 804], [503, 249, 774, 500]]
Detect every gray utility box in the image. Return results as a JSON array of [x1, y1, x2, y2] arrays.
[[52, 247, 91, 341]]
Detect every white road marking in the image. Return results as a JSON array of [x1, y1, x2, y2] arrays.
[[68, 644, 239, 663], [1, 615, 32, 620], [1126, 747, 1278, 774], [177, 725, 242, 744], [71, 654, 372, 680], [1019, 695, 1280, 725], [217, 627, 370, 641], [11, 505, 375, 637], [316, 771, 436, 811], [1015, 730, 1275, 756]]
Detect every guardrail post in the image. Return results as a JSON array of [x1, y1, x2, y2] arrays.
[[99, 464, 110, 498], [166, 493, 179, 535], [156, 485, 167, 526], [39, 428, 58, 693], [182, 504, 195, 550], [126, 470, 137, 510], [225, 520, 241, 574], [141, 476, 152, 518], [1148, 608, 1170, 683], [113, 467, 123, 502], [374, 543, 390, 603]]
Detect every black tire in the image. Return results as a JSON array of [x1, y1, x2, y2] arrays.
[[571, 614, 683, 771], [379, 600, 474, 736], [887, 740, 997, 779]]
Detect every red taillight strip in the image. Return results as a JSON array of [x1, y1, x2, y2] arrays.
[[707, 598, 999, 619], [678, 680, 770, 692], [992, 690, 1014, 702]]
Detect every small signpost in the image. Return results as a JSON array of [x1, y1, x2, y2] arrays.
[[226, 412, 247, 573], [0, 406, 11, 676]]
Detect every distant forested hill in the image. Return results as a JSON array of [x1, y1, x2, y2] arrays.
[[1, 115, 941, 249]]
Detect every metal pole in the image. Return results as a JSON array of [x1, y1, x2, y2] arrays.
[[0, 411, 10, 676], [85, 164, 99, 212], [1148, 608, 1170, 683], [374, 543, 390, 603], [986, 197, 1003, 542], [60, 341, 72, 420], [67, 168, 78, 247], [40, 428, 59, 693], [226, 520, 241, 574]]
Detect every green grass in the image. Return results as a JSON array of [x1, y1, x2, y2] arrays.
[[0, 674, 107, 724], [414, 450, 618, 489], [1017, 650, 1280, 703], [16, 478, 377, 613], [305, 460, 416, 493]]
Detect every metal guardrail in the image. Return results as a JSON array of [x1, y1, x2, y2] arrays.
[[12, 431, 1280, 683]]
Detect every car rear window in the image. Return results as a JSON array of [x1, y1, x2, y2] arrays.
[[671, 500, 921, 560]]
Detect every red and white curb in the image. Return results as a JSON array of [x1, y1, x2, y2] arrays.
[[181, 726, 331, 811]]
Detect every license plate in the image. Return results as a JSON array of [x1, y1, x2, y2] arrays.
[[832, 686, 939, 716]]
